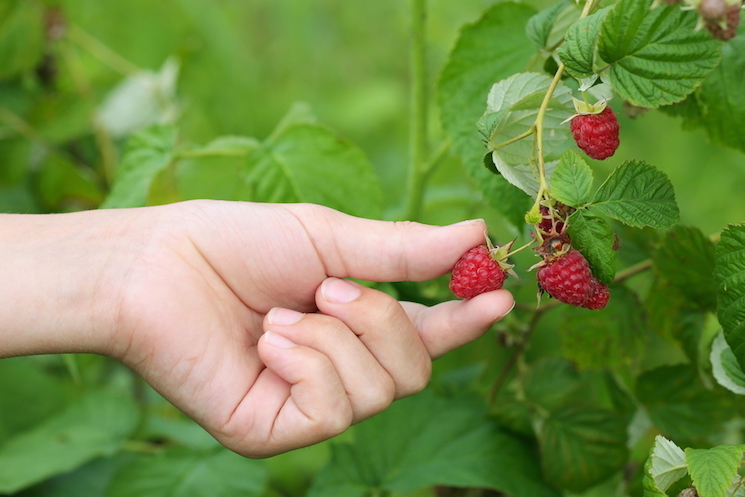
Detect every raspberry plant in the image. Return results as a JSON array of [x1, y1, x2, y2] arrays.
[[0, 0, 745, 496]]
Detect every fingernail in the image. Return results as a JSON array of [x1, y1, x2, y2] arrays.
[[267, 307, 304, 326], [499, 300, 516, 318], [322, 278, 362, 304], [448, 218, 484, 227], [263, 331, 297, 349]]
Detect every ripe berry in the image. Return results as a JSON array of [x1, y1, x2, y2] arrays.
[[570, 106, 620, 160], [581, 278, 610, 310], [537, 248, 594, 307], [450, 245, 508, 299]]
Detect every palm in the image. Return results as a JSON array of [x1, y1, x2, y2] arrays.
[[116, 204, 326, 422], [110, 201, 512, 456]]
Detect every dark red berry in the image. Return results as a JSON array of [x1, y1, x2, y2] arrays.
[[537, 203, 572, 237], [450, 245, 507, 299], [538, 205, 559, 235], [581, 278, 610, 310], [537, 249, 594, 306], [570, 106, 620, 160]]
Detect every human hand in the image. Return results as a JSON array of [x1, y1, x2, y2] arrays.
[[0, 200, 514, 457]]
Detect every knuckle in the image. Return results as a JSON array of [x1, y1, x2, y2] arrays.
[[315, 402, 354, 438], [364, 376, 397, 414], [372, 291, 405, 319], [396, 359, 432, 399]]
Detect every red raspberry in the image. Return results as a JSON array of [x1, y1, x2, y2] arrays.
[[581, 278, 610, 310], [450, 245, 508, 299], [537, 248, 594, 306], [570, 106, 620, 160]]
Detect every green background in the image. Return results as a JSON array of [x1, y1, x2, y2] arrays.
[[1, 1, 745, 496]]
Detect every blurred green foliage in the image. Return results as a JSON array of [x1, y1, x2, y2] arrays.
[[2, 0, 743, 228], [2, 0, 745, 496]]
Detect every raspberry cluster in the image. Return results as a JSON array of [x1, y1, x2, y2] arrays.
[[533, 203, 611, 310], [537, 248, 610, 309]]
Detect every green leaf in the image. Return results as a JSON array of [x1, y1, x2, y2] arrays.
[[40, 454, 135, 497], [566, 211, 616, 284], [101, 125, 177, 209], [654, 225, 717, 311], [677, 35, 745, 153], [246, 123, 384, 218], [177, 122, 383, 218], [591, 160, 679, 229], [526, 0, 572, 50], [551, 149, 594, 208], [636, 365, 738, 445], [642, 436, 687, 496], [597, 0, 722, 108], [437, 2, 538, 225], [0, 389, 140, 494], [477, 109, 508, 144], [475, 164, 532, 230], [558, 7, 612, 79], [38, 152, 106, 210], [646, 275, 707, 365], [538, 403, 629, 492], [175, 136, 261, 202], [522, 358, 590, 412], [0, 0, 44, 80], [308, 390, 560, 497], [0, 357, 68, 444], [482, 72, 573, 196], [140, 416, 221, 451], [268, 101, 318, 137], [686, 445, 745, 497], [715, 224, 745, 372], [559, 285, 646, 374], [106, 446, 267, 497], [710, 331, 745, 396]]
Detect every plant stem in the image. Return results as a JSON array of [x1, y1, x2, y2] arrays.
[[488, 310, 544, 404], [405, 0, 429, 222], [60, 42, 117, 186], [505, 239, 538, 258], [534, 64, 566, 205], [0, 107, 45, 143], [175, 148, 253, 159], [491, 125, 536, 151], [614, 258, 653, 283], [67, 24, 140, 76]]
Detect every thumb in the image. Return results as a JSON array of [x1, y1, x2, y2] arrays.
[[283, 204, 489, 282]]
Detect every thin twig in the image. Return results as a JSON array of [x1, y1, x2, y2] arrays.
[[488, 310, 545, 404]]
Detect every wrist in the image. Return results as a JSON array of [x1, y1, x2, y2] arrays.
[[0, 209, 142, 358]]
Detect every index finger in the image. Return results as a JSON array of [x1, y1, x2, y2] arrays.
[[283, 204, 488, 282]]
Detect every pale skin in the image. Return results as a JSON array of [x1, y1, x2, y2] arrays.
[[0, 200, 514, 458]]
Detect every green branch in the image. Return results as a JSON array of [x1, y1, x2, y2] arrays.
[[405, 0, 429, 221]]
